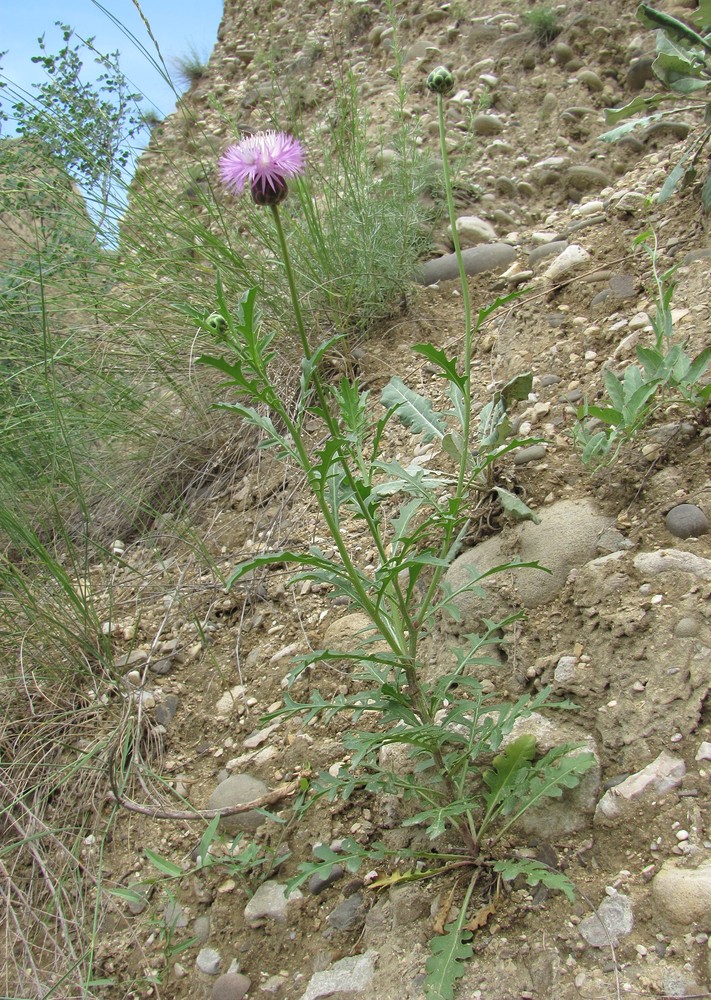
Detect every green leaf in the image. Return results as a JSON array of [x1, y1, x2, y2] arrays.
[[702, 166, 711, 212], [425, 884, 475, 1000], [685, 346, 711, 382], [582, 405, 624, 427], [493, 488, 541, 524], [381, 377, 447, 442], [499, 372, 533, 407], [492, 858, 574, 902], [483, 734, 537, 817], [602, 370, 626, 412], [109, 885, 147, 905], [227, 548, 342, 588], [144, 849, 183, 878], [196, 814, 222, 867], [604, 94, 663, 126], [692, 0, 711, 29], [658, 161, 690, 204], [412, 343, 466, 391], [637, 2, 711, 51]]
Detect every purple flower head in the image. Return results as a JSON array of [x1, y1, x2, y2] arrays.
[[219, 130, 305, 205]]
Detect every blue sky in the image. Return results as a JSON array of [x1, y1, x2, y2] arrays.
[[1, 0, 224, 130]]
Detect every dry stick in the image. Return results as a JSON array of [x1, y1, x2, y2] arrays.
[[108, 779, 301, 821]]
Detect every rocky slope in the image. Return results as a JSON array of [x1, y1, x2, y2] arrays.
[[99, 1, 711, 998]]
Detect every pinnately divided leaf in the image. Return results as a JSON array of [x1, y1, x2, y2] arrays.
[[381, 377, 447, 442], [425, 889, 475, 1000]]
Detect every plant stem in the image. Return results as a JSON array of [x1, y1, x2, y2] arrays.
[[269, 203, 405, 648], [435, 91, 474, 502]]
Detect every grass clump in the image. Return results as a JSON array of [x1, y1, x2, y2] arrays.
[[171, 44, 210, 88], [523, 5, 562, 45]]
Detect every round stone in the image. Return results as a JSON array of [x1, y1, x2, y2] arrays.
[[212, 973, 251, 1000], [665, 504, 708, 539], [514, 444, 548, 465], [675, 617, 701, 638], [196, 947, 222, 975], [207, 774, 269, 834]]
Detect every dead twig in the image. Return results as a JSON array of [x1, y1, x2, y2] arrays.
[[107, 778, 301, 821]]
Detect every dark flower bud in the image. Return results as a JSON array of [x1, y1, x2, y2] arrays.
[[427, 66, 454, 95], [251, 176, 289, 206]]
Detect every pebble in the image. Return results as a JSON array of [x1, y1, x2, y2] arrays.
[[565, 165, 611, 192], [514, 444, 547, 465], [418, 244, 516, 285], [196, 947, 222, 975], [207, 773, 269, 834], [665, 504, 709, 539], [579, 892, 634, 947], [164, 900, 188, 929], [215, 685, 247, 718], [309, 864, 345, 895], [300, 951, 377, 1000], [454, 215, 497, 245], [652, 861, 711, 924], [326, 892, 367, 931], [212, 973, 251, 1000], [243, 880, 303, 927], [577, 69, 604, 92], [155, 694, 179, 726], [675, 617, 701, 638], [633, 549, 711, 580], [472, 113, 504, 135], [544, 244, 591, 282], [193, 914, 211, 943], [696, 742, 711, 761], [595, 751, 686, 825], [528, 241, 568, 268]]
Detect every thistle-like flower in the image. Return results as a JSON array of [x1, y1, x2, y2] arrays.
[[219, 130, 305, 205], [427, 66, 454, 95]]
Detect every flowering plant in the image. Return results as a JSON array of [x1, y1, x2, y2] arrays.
[[198, 108, 593, 1000]]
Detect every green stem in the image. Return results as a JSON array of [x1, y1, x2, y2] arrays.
[[436, 92, 474, 501], [269, 203, 407, 649]]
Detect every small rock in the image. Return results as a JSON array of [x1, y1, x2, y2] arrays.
[[675, 617, 701, 638], [207, 773, 269, 834], [528, 241, 568, 269], [155, 694, 179, 726], [544, 244, 591, 282], [300, 950, 377, 1000], [634, 549, 711, 580], [164, 900, 188, 930], [566, 164, 612, 192], [193, 914, 211, 944], [513, 444, 547, 465], [212, 973, 251, 1000], [580, 893, 634, 947], [418, 244, 516, 284], [665, 504, 708, 540], [196, 947, 222, 975], [454, 215, 497, 246], [215, 685, 246, 718], [243, 880, 303, 927], [652, 861, 711, 925], [577, 69, 603, 92], [309, 865, 345, 895], [472, 113, 504, 135], [326, 892, 367, 932], [114, 649, 147, 672], [696, 742, 711, 761], [595, 751, 685, 825]]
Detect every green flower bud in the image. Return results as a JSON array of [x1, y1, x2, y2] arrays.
[[206, 312, 228, 336], [427, 66, 454, 95]]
